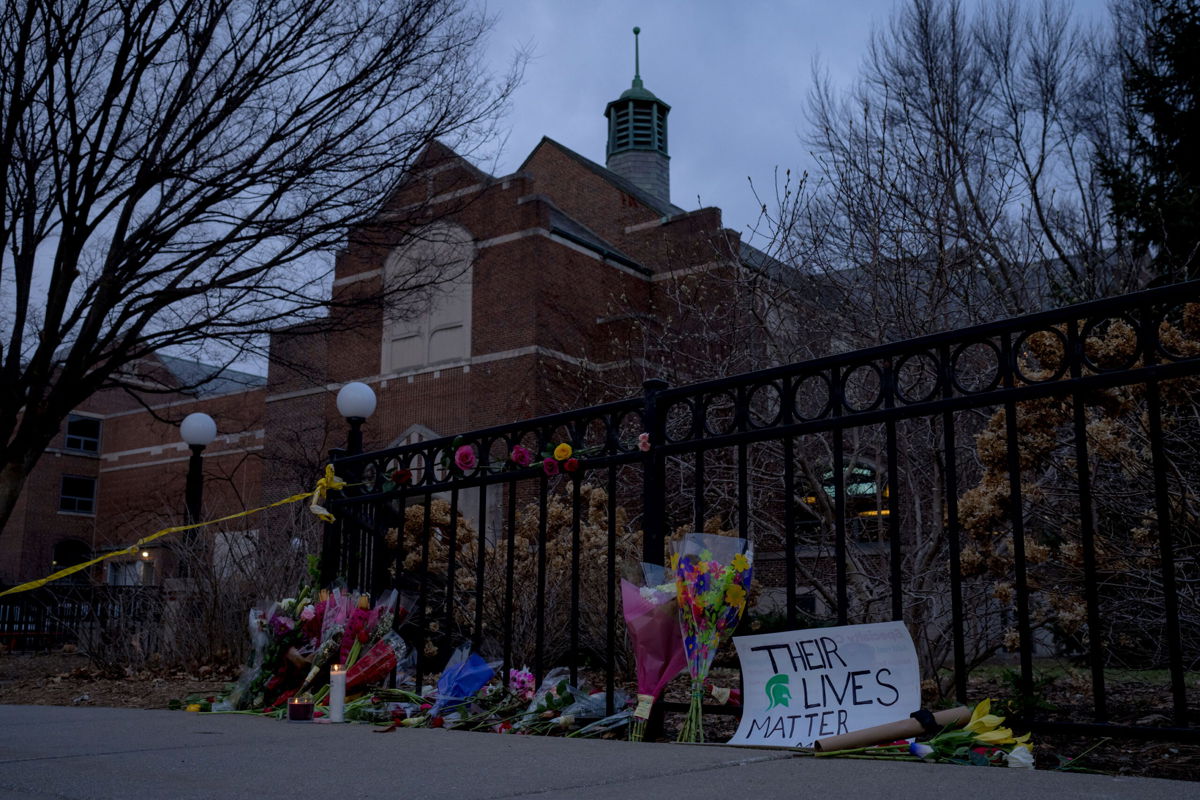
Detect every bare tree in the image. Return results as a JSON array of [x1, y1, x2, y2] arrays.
[[0, 0, 523, 534], [760, 0, 1144, 355]]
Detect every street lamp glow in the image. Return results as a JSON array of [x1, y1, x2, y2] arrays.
[[336, 382, 376, 420], [180, 412, 217, 446]]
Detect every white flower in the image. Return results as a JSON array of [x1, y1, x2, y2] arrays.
[[1005, 744, 1035, 770]]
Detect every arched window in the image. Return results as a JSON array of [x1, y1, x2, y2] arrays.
[[382, 223, 474, 373]]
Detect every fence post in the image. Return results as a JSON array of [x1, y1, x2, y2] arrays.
[[641, 378, 669, 565], [319, 447, 345, 587]]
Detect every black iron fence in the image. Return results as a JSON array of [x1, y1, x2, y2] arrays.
[[324, 281, 1200, 742], [0, 585, 162, 652]]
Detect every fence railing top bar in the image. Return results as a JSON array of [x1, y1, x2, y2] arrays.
[[332, 395, 644, 468], [329, 450, 642, 506], [655, 279, 1200, 401]]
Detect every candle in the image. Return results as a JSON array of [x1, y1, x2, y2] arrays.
[[329, 663, 346, 723], [287, 696, 314, 722]]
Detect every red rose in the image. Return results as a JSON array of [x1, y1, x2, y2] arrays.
[[390, 468, 412, 485], [564, 457, 579, 473], [431, 716, 445, 728]]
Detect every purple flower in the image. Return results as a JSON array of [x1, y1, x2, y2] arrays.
[[695, 573, 711, 593], [269, 614, 294, 637]]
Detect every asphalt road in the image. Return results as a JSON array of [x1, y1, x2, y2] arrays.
[[0, 704, 1192, 799]]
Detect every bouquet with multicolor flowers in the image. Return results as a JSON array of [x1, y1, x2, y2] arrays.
[[672, 533, 753, 742]]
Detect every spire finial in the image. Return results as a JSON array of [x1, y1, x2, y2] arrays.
[[632, 26, 642, 88]]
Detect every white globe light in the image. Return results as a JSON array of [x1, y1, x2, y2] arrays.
[[336, 381, 376, 419], [180, 412, 218, 446]]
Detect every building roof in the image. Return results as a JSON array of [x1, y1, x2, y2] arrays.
[[155, 354, 266, 397], [521, 137, 685, 218], [544, 204, 647, 275]]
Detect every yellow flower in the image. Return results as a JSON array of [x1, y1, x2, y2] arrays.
[[554, 443, 573, 461], [725, 584, 746, 607], [670, 553, 680, 571], [965, 698, 1005, 733], [731, 553, 750, 572], [974, 729, 1022, 748], [185, 704, 202, 712], [695, 561, 709, 574]]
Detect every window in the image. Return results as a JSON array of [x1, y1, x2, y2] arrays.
[[108, 560, 153, 586], [65, 415, 101, 453], [382, 223, 473, 372], [52, 540, 91, 585], [60, 475, 96, 514]]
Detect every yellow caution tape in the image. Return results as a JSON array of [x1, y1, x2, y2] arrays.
[[1, 466, 351, 598]]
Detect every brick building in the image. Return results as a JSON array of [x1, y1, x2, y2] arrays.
[[2, 57, 766, 587]]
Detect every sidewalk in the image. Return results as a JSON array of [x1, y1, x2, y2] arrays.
[[0, 704, 1192, 799]]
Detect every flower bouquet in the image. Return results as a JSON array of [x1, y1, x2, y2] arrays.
[[672, 533, 753, 742], [815, 699, 1035, 768], [620, 563, 686, 741]]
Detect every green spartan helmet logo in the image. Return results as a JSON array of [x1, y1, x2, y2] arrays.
[[765, 673, 791, 710]]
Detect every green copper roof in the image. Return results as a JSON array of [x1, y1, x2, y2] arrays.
[[619, 26, 664, 103], [605, 26, 670, 157]]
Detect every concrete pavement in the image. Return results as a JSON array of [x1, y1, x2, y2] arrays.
[[0, 704, 1192, 799]]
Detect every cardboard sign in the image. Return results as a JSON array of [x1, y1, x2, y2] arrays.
[[727, 621, 920, 748]]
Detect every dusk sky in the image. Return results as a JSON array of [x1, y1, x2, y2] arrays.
[[479, 0, 1111, 243]]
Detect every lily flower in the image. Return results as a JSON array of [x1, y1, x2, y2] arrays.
[[964, 698, 1005, 733], [974, 726, 1020, 745]]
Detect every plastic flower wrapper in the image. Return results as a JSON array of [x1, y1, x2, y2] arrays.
[[513, 668, 583, 731], [431, 642, 495, 716], [344, 631, 410, 694], [298, 588, 352, 693], [568, 708, 633, 738], [558, 687, 631, 736], [620, 562, 686, 740], [393, 644, 417, 688], [214, 608, 270, 710], [672, 532, 753, 742], [367, 589, 408, 642], [320, 586, 352, 642]]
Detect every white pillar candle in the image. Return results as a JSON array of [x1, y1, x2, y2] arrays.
[[329, 664, 346, 723]]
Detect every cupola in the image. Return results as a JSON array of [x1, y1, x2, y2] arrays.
[[604, 27, 670, 206]]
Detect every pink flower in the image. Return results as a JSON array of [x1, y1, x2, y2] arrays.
[[454, 444, 477, 471], [543, 457, 559, 476], [299, 604, 316, 622], [638, 432, 651, 452], [510, 444, 533, 466]]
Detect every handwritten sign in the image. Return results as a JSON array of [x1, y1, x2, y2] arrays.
[[727, 621, 919, 747]]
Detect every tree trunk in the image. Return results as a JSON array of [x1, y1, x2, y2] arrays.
[[0, 457, 32, 540]]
